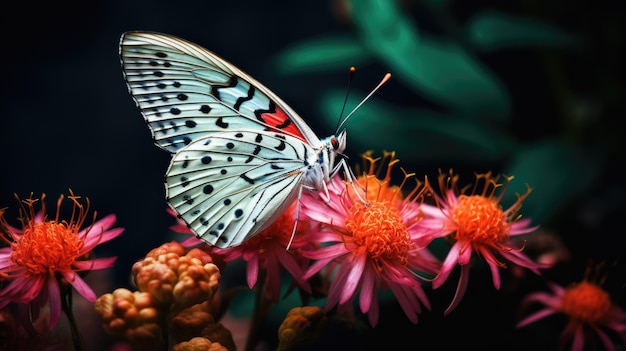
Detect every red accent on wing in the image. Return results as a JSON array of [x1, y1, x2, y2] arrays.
[[260, 106, 308, 143]]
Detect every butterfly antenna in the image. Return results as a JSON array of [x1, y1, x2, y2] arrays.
[[336, 72, 392, 133], [335, 67, 356, 132]]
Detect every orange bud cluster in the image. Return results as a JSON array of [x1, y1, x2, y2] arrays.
[[171, 336, 229, 351], [95, 241, 233, 350], [132, 243, 220, 315], [170, 302, 236, 351], [277, 306, 329, 351], [94, 288, 162, 350]]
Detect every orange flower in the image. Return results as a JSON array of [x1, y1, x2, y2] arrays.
[[131, 241, 220, 315], [300, 151, 441, 326], [94, 288, 162, 350], [421, 170, 550, 315], [517, 265, 626, 351], [0, 190, 123, 331]]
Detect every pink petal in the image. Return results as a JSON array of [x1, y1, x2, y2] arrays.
[[516, 308, 555, 328], [419, 204, 447, 218], [592, 326, 617, 351], [325, 278, 341, 309], [457, 242, 473, 264], [303, 258, 333, 280], [432, 243, 461, 289], [367, 294, 380, 327], [277, 251, 310, 293], [72, 257, 117, 271], [339, 254, 366, 305], [443, 264, 470, 316], [566, 323, 585, 351], [501, 249, 549, 273], [358, 268, 376, 313], [0, 249, 15, 269], [508, 219, 539, 235], [83, 227, 124, 251], [246, 253, 259, 289], [521, 291, 562, 308], [47, 277, 62, 330], [1, 275, 44, 302], [62, 271, 96, 302], [479, 248, 502, 290], [91, 214, 117, 232], [389, 284, 420, 323], [302, 242, 346, 261]]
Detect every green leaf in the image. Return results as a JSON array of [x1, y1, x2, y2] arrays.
[[501, 139, 606, 224], [348, 0, 510, 123], [270, 35, 372, 75], [466, 10, 580, 52], [320, 90, 515, 163]]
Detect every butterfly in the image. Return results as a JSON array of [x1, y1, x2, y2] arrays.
[[119, 31, 371, 248]]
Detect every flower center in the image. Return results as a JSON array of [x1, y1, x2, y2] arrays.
[[451, 195, 507, 245], [345, 201, 410, 266], [561, 281, 611, 324], [11, 222, 84, 275]]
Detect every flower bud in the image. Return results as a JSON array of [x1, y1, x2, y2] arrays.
[[171, 256, 220, 314], [171, 337, 228, 351], [277, 306, 328, 351], [94, 288, 162, 350], [169, 302, 236, 351]]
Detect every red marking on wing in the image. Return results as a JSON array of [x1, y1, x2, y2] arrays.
[[260, 106, 308, 143]]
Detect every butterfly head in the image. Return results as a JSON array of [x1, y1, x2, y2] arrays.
[[331, 129, 347, 155]]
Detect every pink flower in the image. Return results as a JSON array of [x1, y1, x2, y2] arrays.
[[212, 202, 313, 302], [300, 152, 441, 327], [517, 268, 626, 351], [0, 190, 124, 331], [421, 170, 551, 315]]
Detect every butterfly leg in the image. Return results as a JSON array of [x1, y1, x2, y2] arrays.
[[286, 185, 305, 251], [330, 158, 369, 206]]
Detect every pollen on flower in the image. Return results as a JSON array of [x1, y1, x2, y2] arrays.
[[560, 281, 611, 324], [2, 191, 89, 276], [341, 151, 428, 267], [345, 199, 411, 266], [452, 195, 507, 245], [11, 222, 84, 275]]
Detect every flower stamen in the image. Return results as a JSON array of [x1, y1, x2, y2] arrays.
[[6, 191, 91, 277], [345, 201, 411, 267], [452, 195, 508, 246]]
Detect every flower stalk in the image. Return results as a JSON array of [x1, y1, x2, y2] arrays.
[[59, 276, 85, 351]]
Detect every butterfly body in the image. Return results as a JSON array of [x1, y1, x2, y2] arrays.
[[120, 31, 349, 248]]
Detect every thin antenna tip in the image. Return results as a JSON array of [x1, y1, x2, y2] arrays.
[[335, 69, 391, 132]]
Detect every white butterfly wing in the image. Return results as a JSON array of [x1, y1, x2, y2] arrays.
[[119, 31, 323, 153], [166, 130, 311, 248]]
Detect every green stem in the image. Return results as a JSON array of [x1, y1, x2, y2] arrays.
[[59, 281, 85, 351]]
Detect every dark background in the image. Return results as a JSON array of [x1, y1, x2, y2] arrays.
[[0, 0, 348, 280], [1, 1, 624, 350]]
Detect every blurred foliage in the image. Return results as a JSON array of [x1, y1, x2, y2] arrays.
[[270, 0, 622, 242]]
